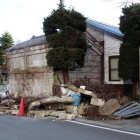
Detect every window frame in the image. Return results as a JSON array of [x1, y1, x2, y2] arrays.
[[109, 56, 121, 81]]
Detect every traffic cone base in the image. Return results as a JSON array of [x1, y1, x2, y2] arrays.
[[17, 98, 25, 117]]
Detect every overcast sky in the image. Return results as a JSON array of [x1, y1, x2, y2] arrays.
[[0, 0, 139, 43]]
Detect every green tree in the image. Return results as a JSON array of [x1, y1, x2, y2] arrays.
[[0, 31, 14, 65], [43, 0, 88, 84], [118, 3, 140, 96]]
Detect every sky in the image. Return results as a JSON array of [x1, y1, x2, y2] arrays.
[[0, 0, 139, 43]]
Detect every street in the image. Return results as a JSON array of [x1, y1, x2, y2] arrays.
[[0, 115, 140, 140]]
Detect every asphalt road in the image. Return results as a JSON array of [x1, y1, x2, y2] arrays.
[[0, 115, 140, 140]]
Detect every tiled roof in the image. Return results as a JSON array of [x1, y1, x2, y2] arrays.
[[6, 35, 47, 52], [86, 19, 123, 37]]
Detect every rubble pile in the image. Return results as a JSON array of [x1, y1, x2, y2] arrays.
[[0, 81, 135, 120]]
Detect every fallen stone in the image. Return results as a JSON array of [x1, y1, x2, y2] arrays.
[[50, 111, 66, 117], [66, 114, 76, 120], [5, 110, 18, 115], [65, 105, 78, 115], [13, 92, 20, 99], [0, 106, 11, 112], [45, 103, 65, 110], [34, 113, 46, 118], [78, 106, 88, 115], [27, 110, 55, 117], [11, 110, 19, 115], [90, 98, 105, 106], [0, 99, 15, 106], [59, 113, 76, 120], [62, 97, 75, 103], [78, 88, 97, 98], [80, 86, 86, 90], [65, 89, 76, 96], [138, 118, 140, 122], [11, 105, 18, 110], [98, 99, 121, 115], [0, 112, 6, 115], [66, 82, 78, 92], [40, 97, 75, 104], [58, 113, 67, 120], [28, 101, 40, 111]]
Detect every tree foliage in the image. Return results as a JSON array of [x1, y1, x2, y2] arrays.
[[118, 3, 140, 81], [43, 0, 88, 69], [0, 32, 14, 65]]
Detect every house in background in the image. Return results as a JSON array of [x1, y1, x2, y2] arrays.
[[6, 19, 132, 97]]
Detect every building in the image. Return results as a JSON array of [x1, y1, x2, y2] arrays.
[[6, 20, 131, 97]]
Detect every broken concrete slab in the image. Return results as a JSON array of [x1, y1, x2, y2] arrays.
[[78, 88, 97, 98], [11, 105, 19, 110], [59, 113, 76, 120], [0, 99, 15, 106], [66, 82, 78, 92], [13, 92, 20, 99], [28, 101, 40, 111], [34, 113, 46, 118], [11, 110, 19, 115], [44, 103, 65, 110], [65, 105, 78, 115], [50, 111, 66, 117], [99, 99, 121, 115], [58, 113, 67, 120], [0, 112, 6, 115], [90, 98, 105, 106], [65, 89, 76, 96], [40, 97, 75, 104], [5, 110, 18, 115], [27, 110, 55, 117], [0, 106, 10, 112], [66, 114, 76, 120]]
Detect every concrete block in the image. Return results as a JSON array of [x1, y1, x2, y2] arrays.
[[28, 101, 40, 111], [78, 88, 97, 98], [35, 113, 46, 118], [98, 99, 121, 115], [40, 97, 75, 104], [65, 105, 78, 115], [27, 110, 55, 117], [90, 98, 105, 106], [11, 110, 19, 115], [50, 111, 66, 117], [6, 110, 18, 115], [66, 82, 78, 92], [66, 114, 76, 120], [59, 113, 76, 120]]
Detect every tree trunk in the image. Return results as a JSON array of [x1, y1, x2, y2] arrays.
[[132, 80, 137, 97], [63, 68, 69, 84]]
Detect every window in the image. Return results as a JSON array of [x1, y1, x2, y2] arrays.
[[109, 56, 120, 81]]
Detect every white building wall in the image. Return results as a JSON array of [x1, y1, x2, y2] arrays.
[[104, 33, 130, 84]]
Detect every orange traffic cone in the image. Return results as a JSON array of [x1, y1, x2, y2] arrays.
[[17, 98, 25, 117]]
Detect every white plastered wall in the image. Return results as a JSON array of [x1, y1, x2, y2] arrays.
[[104, 33, 131, 84]]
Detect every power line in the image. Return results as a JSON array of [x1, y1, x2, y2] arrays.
[[11, 0, 42, 21]]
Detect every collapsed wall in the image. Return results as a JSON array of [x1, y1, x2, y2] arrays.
[[6, 43, 53, 97]]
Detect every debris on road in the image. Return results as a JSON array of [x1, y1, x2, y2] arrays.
[[114, 101, 140, 118], [99, 99, 121, 115], [90, 98, 105, 106], [0, 81, 138, 121]]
